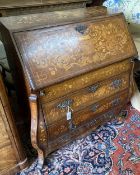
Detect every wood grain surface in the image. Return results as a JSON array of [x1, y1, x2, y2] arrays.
[[0, 0, 90, 16], [0, 75, 28, 175]]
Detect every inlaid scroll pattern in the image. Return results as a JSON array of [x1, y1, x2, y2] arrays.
[[38, 121, 48, 144], [14, 16, 135, 88]]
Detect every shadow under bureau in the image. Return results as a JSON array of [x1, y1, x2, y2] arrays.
[[0, 7, 138, 168]]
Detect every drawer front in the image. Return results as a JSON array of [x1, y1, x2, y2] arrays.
[[73, 90, 128, 127], [43, 72, 130, 125], [47, 90, 128, 141], [48, 107, 122, 153], [48, 120, 69, 141], [13, 14, 137, 90], [40, 59, 132, 102]]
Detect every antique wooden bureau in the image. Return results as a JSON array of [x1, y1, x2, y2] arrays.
[[0, 7, 137, 168]]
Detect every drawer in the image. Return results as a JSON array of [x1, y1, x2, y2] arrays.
[[73, 90, 128, 127], [43, 72, 130, 125], [40, 59, 132, 102], [48, 106, 122, 153], [47, 90, 128, 141]]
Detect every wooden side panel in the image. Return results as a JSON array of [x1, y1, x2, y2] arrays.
[[0, 145, 17, 173], [0, 75, 27, 174], [0, 103, 11, 147], [0, 101, 19, 174]]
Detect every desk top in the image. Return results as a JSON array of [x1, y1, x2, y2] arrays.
[[0, 0, 89, 9]]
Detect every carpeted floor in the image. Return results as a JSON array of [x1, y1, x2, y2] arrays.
[[18, 104, 140, 175]]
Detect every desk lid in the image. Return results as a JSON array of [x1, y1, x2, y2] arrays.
[[0, 9, 137, 91]]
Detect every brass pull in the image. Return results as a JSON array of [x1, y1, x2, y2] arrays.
[[75, 24, 87, 35], [111, 98, 120, 107], [91, 104, 99, 112], [88, 84, 99, 93], [57, 99, 73, 109], [103, 111, 114, 119], [111, 79, 122, 88]]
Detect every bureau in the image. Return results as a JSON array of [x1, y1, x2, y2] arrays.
[[0, 7, 138, 168], [0, 74, 28, 175]]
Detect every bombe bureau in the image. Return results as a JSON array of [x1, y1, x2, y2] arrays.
[[0, 7, 137, 168]]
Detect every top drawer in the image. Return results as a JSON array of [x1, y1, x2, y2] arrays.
[[40, 59, 132, 103], [12, 14, 137, 90]]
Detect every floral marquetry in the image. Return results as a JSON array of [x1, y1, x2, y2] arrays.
[[40, 59, 131, 103], [42, 72, 129, 125], [13, 14, 137, 90]]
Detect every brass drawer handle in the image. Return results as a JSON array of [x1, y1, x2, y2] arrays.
[[57, 99, 73, 109], [75, 24, 87, 35], [103, 111, 114, 119], [91, 104, 100, 112], [111, 98, 120, 107], [88, 84, 99, 93], [111, 79, 122, 88]]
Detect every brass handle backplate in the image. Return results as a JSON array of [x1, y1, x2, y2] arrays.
[[57, 99, 73, 109], [111, 79, 122, 89], [91, 104, 100, 112], [88, 84, 99, 93]]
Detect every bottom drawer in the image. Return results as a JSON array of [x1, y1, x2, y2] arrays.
[[47, 106, 123, 154], [73, 90, 128, 127], [47, 90, 128, 141]]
